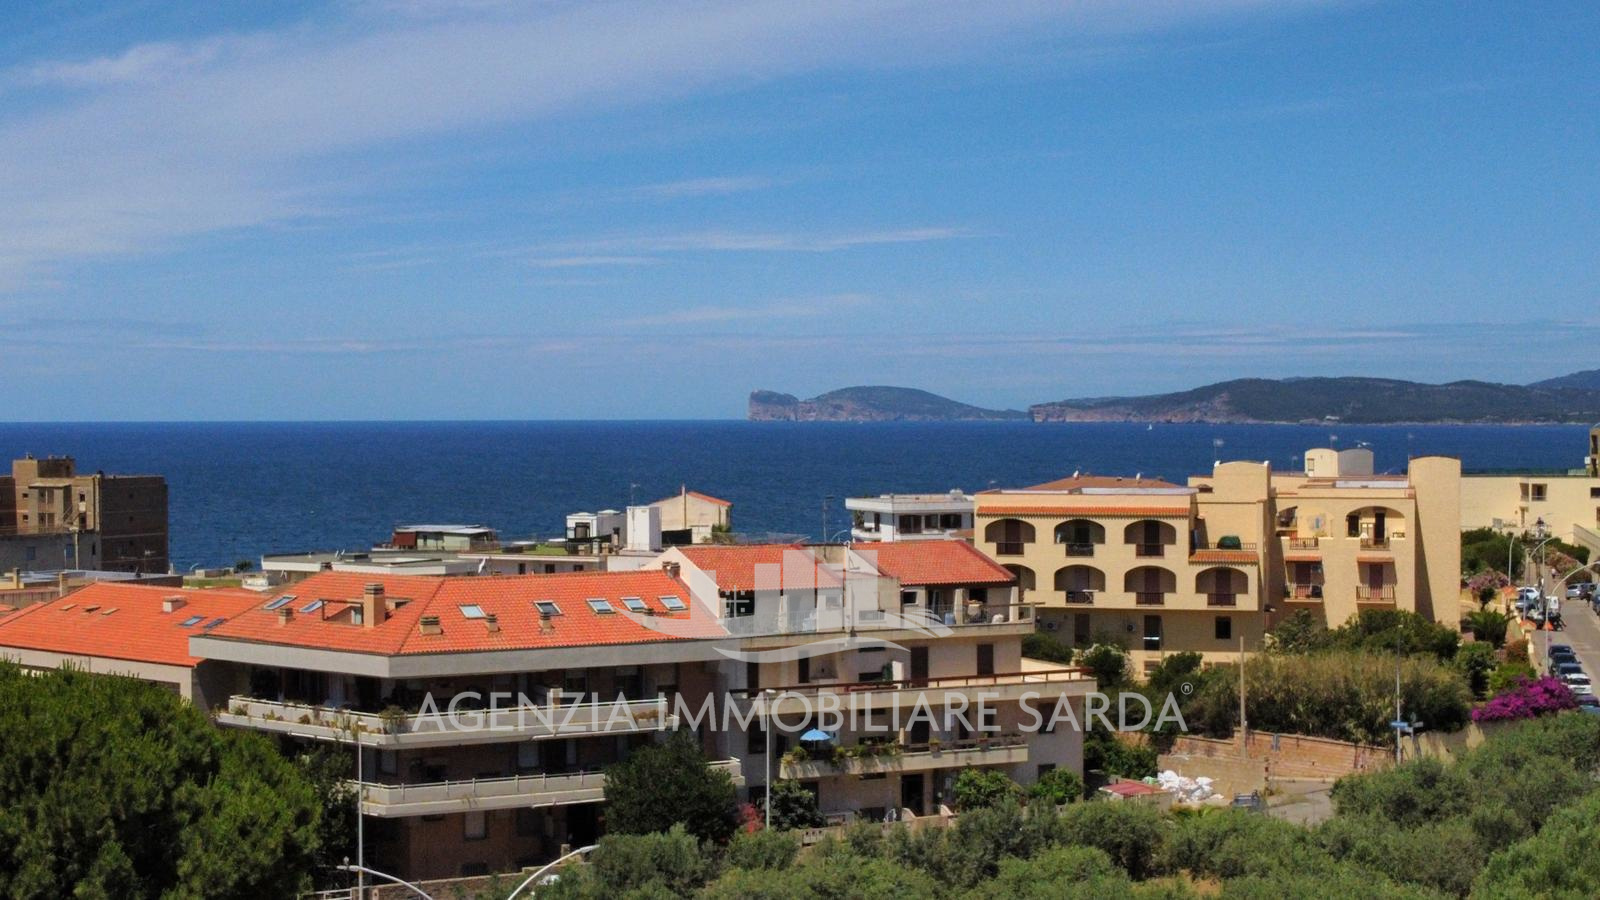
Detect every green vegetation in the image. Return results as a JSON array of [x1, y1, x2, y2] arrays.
[[950, 768, 1022, 811], [546, 714, 1600, 899], [0, 664, 324, 898], [1462, 527, 1591, 581], [758, 779, 824, 832], [1027, 767, 1085, 806], [603, 730, 740, 844]]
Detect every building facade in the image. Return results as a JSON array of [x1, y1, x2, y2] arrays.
[[0, 455, 169, 573], [649, 488, 731, 544], [1459, 427, 1600, 558], [974, 451, 1461, 672], [846, 491, 974, 543]]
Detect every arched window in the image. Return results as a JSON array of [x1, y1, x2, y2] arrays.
[[1196, 567, 1248, 607], [1054, 565, 1105, 604], [1053, 519, 1105, 556], [1124, 519, 1177, 557], [985, 518, 1035, 556], [1124, 566, 1175, 605], [1003, 564, 1036, 592]]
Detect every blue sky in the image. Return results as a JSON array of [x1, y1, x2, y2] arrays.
[[3, 1, 1597, 420]]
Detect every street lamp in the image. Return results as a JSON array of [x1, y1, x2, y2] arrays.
[[763, 689, 776, 830]]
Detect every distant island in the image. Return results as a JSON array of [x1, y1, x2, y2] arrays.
[[751, 371, 1600, 424], [749, 387, 1027, 422]]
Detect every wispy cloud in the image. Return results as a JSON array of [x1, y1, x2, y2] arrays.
[[0, 0, 1319, 291], [613, 175, 782, 201], [537, 227, 968, 257], [526, 255, 660, 269], [618, 293, 872, 327]]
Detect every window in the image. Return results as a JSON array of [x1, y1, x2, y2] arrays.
[[1531, 483, 1548, 502], [515, 808, 541, 837], [204, 617, 227, 629], [901, 590, 917, 605], [1346, 514, 1360, 538], [517, 742, 539, 771], [265, 595, 295, 611], [746, 661, 761, 692], [976, 643, 995, 677], [939, 513, 963, 529], [1073, 613, 1091, 647], [379, 750, 398, 775], [534, 600, 562, 616], [586, 598, 616, 614], [1591, 487, 1600, 498], [1215, 616, 1232, 641], [1143, 615, 1163, 651], [302, 599, 325, 613], [659, 595, 686, 611], [798, 656, 810, 684], [458, 604, 486, 619], [179, 614, 204, 627], [622, 597, 648, 613], [748, 721, 767, 754]]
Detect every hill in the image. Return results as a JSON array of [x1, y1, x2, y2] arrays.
[[748, 387, 1027, 422], [1528, 369, 1600, 392], [1029, 376, 1600, 424]]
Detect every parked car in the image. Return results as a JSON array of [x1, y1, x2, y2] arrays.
[[1551, 644, 1574, 655], [1566, 675, 1593, 696], [1556, 662, 1585, 682], [1549, 652, 1579, 674], [1230, 791, 1264, 812], [1577, 694, 1600, 711]]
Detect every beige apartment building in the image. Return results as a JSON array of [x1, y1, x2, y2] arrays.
[[0, 455, 169, 573], [1459, 425, 1600, 558], [650, 487, 731, 544], [974, 450, 1461, 672]]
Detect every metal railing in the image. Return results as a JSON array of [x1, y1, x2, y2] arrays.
[[1359, 536, 1391, 550], [1062, 590, 1094, 605], [1134, 543, 1165, 557], [994, 542, 1026, 556], [1206, 592, 1237, 607], [1285, 583, 1323, 600], [1135, 591, 1166, 606], [1356, 585, 1396, 601], [1287, 537, 1320, 549], [732, 667, 1091, 701], [1063, 543, 1096, 557]]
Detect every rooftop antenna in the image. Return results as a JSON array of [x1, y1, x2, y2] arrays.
[[629, 482, 640, 506], [1072, 469, 1080, 478]]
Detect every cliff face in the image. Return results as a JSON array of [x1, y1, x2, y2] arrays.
[[748, 387, 1026, 422]]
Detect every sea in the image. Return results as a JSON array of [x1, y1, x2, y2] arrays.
[[0, 421, 1587, 571]]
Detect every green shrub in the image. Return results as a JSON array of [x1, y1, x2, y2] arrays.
[[1474, 790, 1600, 898], [1023, 631, 1075, 662], [724, 829, 799, 871], [1027, 767, 1085, 805], [1078, 642, 1130, 687], [1164, 810, 1328, 880], [1084, 730, 1159, 780], [951, 768, 1022, 811], [1051, 799, 1167, 879], [603, 730, 739, 843], [701, 855, 940, 899], [1453, 641, 1497, 698], [758, 779, 823, 831], [964, 846, 1134, 899]]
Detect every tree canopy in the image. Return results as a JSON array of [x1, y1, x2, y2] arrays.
[[0, 664, 324, 899], [603, 730, 740, 843]]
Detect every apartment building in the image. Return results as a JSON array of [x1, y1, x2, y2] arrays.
[[974, 450, 1460, 672], [1459, 425, 1600, 557], [656, 542, 1091, 821], [847, 490, 974, 543], [0, 455, 169, 573]]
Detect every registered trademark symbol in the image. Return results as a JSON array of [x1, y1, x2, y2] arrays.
[[1181, 682, 1193, 695]]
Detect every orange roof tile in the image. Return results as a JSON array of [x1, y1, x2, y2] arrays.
[[1283, 553, 1322, 562], [676, 544, 842, 593], [852, 541, 1016, 586], [977, 506, 1190, 518], [685, 491, 732, 507], [201, 570, 726, 657], [1020, 475, 1184, 491], [0, 582, 261, 667], [1357, 555, 1394, 564]]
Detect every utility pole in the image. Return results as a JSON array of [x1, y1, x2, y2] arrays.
[[1394, 631, 1403, 765]]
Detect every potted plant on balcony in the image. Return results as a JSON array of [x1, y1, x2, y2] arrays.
[[927, 736, 942, 755], [378, 705, 409, 735]]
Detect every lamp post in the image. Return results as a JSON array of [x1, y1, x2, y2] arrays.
[[763, 688, 776, 830]]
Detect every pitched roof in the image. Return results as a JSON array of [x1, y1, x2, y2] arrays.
[[852, 541, 1016, 587], [976, 505, 1190, 518], [1189, 550, 1259, 565], [651, 490, 732, 507], [201, 570, 725, 657], [0, 582, 261, 667], [676, 544, 841, 592]]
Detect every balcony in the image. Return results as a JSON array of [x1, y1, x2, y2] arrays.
[[1284, 583, 1323, 601], [358, 759, 744, 816], [739, 667, 1093, 716], [995, 542, 1026, 556], [1134, 543, 1165, 558], [1287, 537, 1320, 550], [1359, 536, 1391, 550], [781, 734, 1029, 779], [1135, 591, 1166, 606], [1193, 540, 1259, 551], [1356, 585, 1396, 602], [1063, 543, 1096, 558], [1206, 592, 1237, 608], [216, 696, 677, 748], [1063, 590, 1094, 605]]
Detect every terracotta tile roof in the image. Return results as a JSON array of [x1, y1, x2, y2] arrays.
[[1021, 475, 1184, 491], [1100, 780, 1167, 797], [1356, 555, 1394, 564], [201, 570, 725, 657], [1283, 553, 1322, 562], [0, 582, 261, 667], [852, 541, 1016, 587], [676, 544, 842, 592], [977, 506, 1191, 518], [653, 490, 732, 507], [1189, 550, 1258, 565]]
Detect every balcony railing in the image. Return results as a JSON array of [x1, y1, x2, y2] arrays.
[[1359, 536, 1391, 550], [358, 759, 744, 816], [1356, 585, 1396, 601], [1134, 543, 1165, 557], [1063, 543, 1096, 557], [1206, 593, 1237, 607], [995, 542, 1026, 556], [1193, 541, 1259, 551], [1063, 590, 1094, 605], [781, 734, 1029, 779], [1287, 537, 1320, 550], [217, 695, 675, 747], [1285, 583, 1323, 600], [1135, 591, 1166, 606], [733, 667, 1092, 707]]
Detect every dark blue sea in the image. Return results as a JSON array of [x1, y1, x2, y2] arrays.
[[0, 422, 1586, 570]]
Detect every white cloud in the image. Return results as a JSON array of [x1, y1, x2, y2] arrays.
[[537, 227, 967, 256], [0, 0, 1324, 291], [526, 255, 661, 269], [615, 175, 781, 201]]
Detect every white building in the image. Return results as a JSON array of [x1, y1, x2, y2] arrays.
[[848, 490, 974, 543]]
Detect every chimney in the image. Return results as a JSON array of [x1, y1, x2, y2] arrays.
[[8, 568, 19, 590], [418, 615, 442, 636], [664, 561, 681, 578], [484, 612, 500, 634], [162, 596, 186, 613], [277, 607, 294, 626], [360, 583, 386, 628], [319, 561, 334, 571], [538, 609, 555, 634], [57, 572, 70, 598]]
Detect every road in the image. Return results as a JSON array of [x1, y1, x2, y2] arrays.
[[1530, 593, 1600, 678]]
